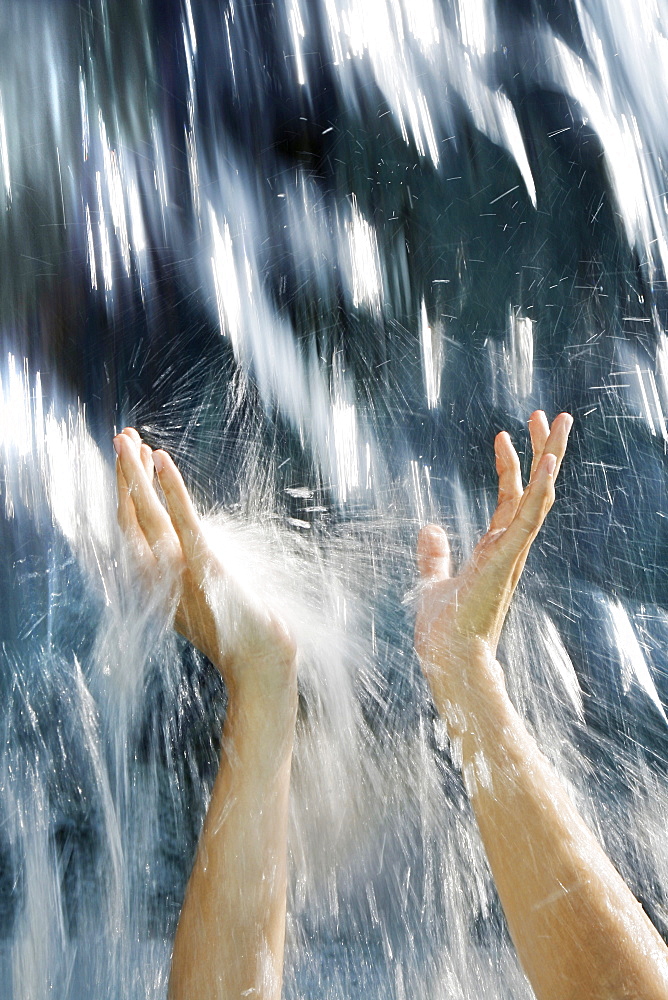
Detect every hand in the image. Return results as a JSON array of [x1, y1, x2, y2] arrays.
[[414, 411, 572, 719], [114, 428, 297, 705]]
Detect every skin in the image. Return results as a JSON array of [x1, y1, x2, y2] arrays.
[[415, 411, 668, 1000], [114, 427, 297, 1000]]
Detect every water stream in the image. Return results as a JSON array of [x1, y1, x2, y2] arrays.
[[2, 1, 668, 996]]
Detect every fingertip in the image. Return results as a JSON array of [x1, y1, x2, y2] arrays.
[[122, 427, 142, 450], [494, 430, 513, 459], [544, 453, 557, 476], [418, 522, 447, 544], [531, 451, 556, 483], [528, 410, 550, 435], [417, 523, 450, 578], [152, 448, 191, 501], [154, 448, 184, 483]]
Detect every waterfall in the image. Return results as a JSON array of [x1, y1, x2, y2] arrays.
[[2, 1, 668, 996]]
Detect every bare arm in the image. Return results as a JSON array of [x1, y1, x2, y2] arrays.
[[115, 429, 297, 1000], [168, 673, 296, 1000], [416, 412, 668, 1000]]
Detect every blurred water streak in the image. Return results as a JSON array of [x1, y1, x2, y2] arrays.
[[3, 1, 668, 997]]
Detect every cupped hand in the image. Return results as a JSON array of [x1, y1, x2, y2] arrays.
[[414, 411, 572, 716], [114, 428, 296, 703]]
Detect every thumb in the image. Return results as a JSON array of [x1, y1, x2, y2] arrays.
[[417, 524, 451, 581]]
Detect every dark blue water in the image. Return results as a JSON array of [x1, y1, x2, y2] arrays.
[[2, 1, 668, 996]]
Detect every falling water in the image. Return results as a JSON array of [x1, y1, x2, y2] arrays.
[[3, 0, 668, 996]]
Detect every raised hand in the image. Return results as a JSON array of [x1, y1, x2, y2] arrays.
[[114, 428, 298, 1000], [414, 411, 572, 720], [114, 428, 296, 702]]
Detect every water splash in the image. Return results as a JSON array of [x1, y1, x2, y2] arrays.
[[3, 1, 668, 997]]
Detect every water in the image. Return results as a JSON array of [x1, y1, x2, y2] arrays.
[[3, 0, 668, 996]]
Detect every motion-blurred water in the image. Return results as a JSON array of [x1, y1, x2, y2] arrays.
[[3, 1, 668, 996]]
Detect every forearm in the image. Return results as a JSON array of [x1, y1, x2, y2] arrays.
[[436, 654, 668, 1000], [168, 677, 297, 1000]]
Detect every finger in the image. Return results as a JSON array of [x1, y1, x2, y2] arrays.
[[528, 410, 550, 479], [494, 452, 556, 570], [122, 427, 155, 485], [152, 450, 203, 564], [507, 414, 571, 584], [116, 455, 137, 532], [122, 427, 155, 484], [540, 412, 572, 480], [488, 431, 522, 532], [140, 442, 155, 484], [417, 524, 451, 581], [116, 455, 155, 560], [114, 434, 176, 552]]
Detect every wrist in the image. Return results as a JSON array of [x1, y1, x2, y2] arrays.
[[224, 657, 298, 724], [424, 641, 507, 729], [222, 675, 298, 776], [213, 640, 297, 697]]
